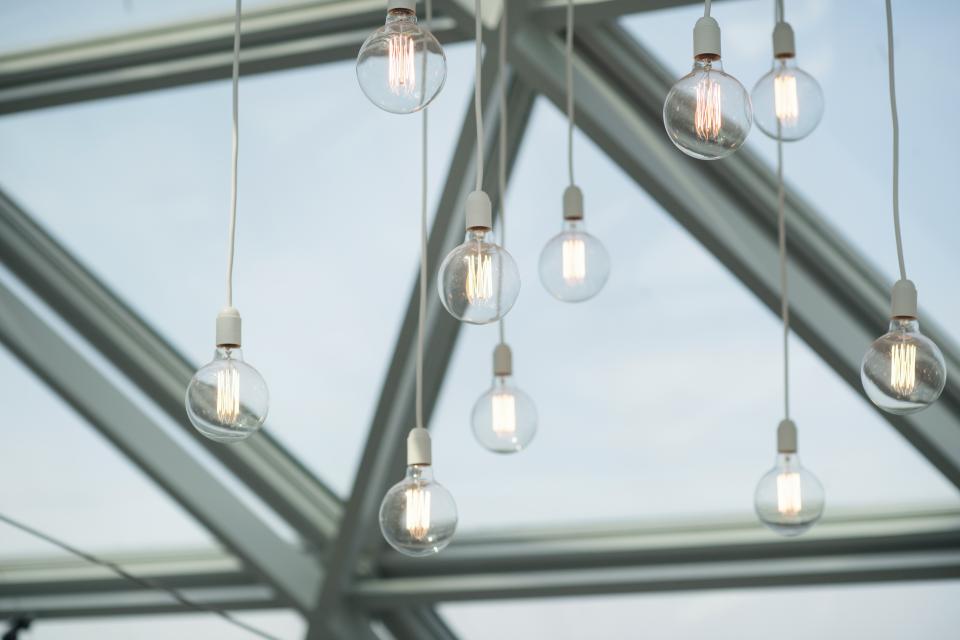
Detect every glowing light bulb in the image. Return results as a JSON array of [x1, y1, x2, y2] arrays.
[[755, 453, 824, 537], [186, 347, 268, 443], [465, 251, 494, 304], [561, 237, 587, 284], [862, 318, 946, 415], [356, 3, 446, 114], [752, 59, 823, 141], [776, 471, 803, 516], [694, 74, 723, 141], [380, 463, 457, 556], [472, 367, 537, 454], [540, 220, 609, 302], [491, 391, 517, 436], [773, 72, 799, 125]]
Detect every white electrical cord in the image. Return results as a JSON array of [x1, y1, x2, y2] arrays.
[[474, 0, 484, 192], [497, 5, 508, 346], [776, 127, 790, 420], [416, 0, 433, 433], [884, 0, 907, 281], [0, 513, 281, 640], [225, 0, 241, 308], [775, 0, 784, 22], [704, 0, 712, 18], [565, 0, 575, 187]]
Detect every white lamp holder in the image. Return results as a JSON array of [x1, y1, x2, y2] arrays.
[[465, 190, 493, 230], [693, 16, 721, 59], [891, 279, 918, 319], [772, 21, 796, 59], [388, 1, 416, 12], [493, 343, 513, 377], [216, 307, 242, 348], [777, 419, 798, 453], [407, 427, 433, 466], [563, 185, 584, 220]]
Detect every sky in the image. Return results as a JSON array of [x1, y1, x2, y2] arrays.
[[0, 0, 958, 638]]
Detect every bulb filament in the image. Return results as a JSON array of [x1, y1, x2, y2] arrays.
[[562, 238, 587, 284], [405, 487, 431, 541], [890, 342, 917, 395], [491, 391, 517, 437], [774, 72, 799, 126], [465, 251, 493, 304], [695, 75, 723, 141], [216, 366, 240, 423], [776, 471, 803, 516], [388, 34, 417, 96]]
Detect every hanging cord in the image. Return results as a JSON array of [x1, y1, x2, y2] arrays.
[[225, 0, 241, 307], [0, 513, 281, 640], [474, 0, 484, 191], [884, 0, 907, 280], [565, 0, 575, 186], [497, 5, 508, 346], [775, 0, 784, 22], [415, 0, 434, 432], [776, 127, 790, 420], [703, 0, 712, 18]]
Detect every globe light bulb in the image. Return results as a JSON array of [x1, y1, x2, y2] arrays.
[[754, 420, 824, 537], [438, 191, 520, 324], [751, 23, 824, 141], [186, 347, 269, 444], [539, 186, 609, 302], [663, 17, 752, 160], [380, 429, 458, 556], [471, 345, 537, 453], [356, 1, 446, 114]]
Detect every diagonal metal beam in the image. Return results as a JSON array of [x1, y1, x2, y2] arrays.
[[307, 49, 536, 640], [0, 277, 322, 611], [508, 22, 960, 489], [0, 190, 342, 547]]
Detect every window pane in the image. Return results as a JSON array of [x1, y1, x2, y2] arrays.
[[22, 610, 304, 639]]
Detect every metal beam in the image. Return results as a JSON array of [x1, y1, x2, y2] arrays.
[[0, 277, 322, 612], [0, 190, 342, 547], [350, 509, 960, 605], [0, 0, 462, 115], [507, 22, 960, 488], [307, 48, 537, 639], [529, 0, 720, 28]]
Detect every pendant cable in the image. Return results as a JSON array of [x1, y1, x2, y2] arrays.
[[704, 0, 711, 18], [416, 0, 434, 432], [777, 126, 790, 420], [0, 513, 281, 640], [565, 0, 575, 186], [225, 0, 241, 308], [497, 5, 508, 346], [884, 0, 907, 281], [474, 0, 484, 191]]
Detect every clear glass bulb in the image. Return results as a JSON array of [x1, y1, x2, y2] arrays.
[[356, 8, 446, 114], [752, 58, 824, 141], [861, 318, 947, 415], [663, 58, 753, 160], [539, 220, 610, 302], [379, 464, 458, 557], [754, 452, 824, 536], [185, 347, 269, 443], [437, 228, 520, 324], [471, 375, 537, 453]]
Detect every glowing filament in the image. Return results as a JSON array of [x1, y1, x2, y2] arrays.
[[776, 472, 803, 516], [774, 73, 799, 126], [491, 392, 517, 437], [216, 367, 240, 423], [465, 252, 493, 304], [405, 487, 431, 540], [694, 76, 723, 141], [890, 342, 917, 395], [562, 238, 587, 284], [388, 34, 417, 96]]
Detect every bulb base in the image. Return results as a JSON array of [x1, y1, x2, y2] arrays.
[[693, 16, 721, 59], [772, 21, 796, 58], [493, 343, 513, 376], [777, 419, 798, 453], [387, 0, 416, 12], [216, 307, 242, 348], [891, 279, 918, 319], [563, 185, 584, 220], [465, 190, 493, 230], [407, 427, 433, 466]]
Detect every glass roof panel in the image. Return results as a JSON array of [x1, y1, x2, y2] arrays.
[[0, 340, 216, 557], [430, 98, 959, 533], [21, 610, 304, 639], [622, 0, 960, 346], [0, 42, 476, 496], [442, 580, 960, 640]]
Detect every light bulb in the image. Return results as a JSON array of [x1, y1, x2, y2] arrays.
[[539, 220, 610, 302], [438, 227, 520, 324], [356, 3, 446, 114], [664, 57, 752, 160], [862, 318, 946, 415], [754, 452, 824, 536], [752, 58, 823, 141], [185, 347, 269, 443], [379, 464, 458, 556], [472, 375, 537, 453]]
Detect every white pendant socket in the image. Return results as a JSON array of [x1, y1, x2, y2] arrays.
[[563, 185, 584, 220], [891, 279, 918, 319], [216, 307, 242, 347], [777, 419, 798, 453], [693, 16, 721, 59], [773, 21, 796, 58], [466, 190, 493, 230], [493, 343, 513, 377], [407, 427, 433, 466], [388, 0, 416, 12]]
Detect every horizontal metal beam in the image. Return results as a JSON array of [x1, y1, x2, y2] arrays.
[[529, 0, 713, 28], [508, 22, 960, 489], [350, 510, 960, 606], [0, 276, 322, 612], [0, 0, 462, 114]]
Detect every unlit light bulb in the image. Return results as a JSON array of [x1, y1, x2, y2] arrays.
[[186, 347, 269, 443]]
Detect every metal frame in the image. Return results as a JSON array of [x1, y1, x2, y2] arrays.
[[0, 0, 958, 637]]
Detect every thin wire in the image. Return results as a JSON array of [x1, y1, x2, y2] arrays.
[[704, 0, 712, 18], [225, 0, 241, 308], [776, 125, 790, 420], [884, 0, 907, 281], [497, 4, 507, 346], [775, 0, 784, 22], [416, 0, 433, 432], [0, 513, 281, 640], [565, 0, 575, 186], [474, 0, 484, 191]]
